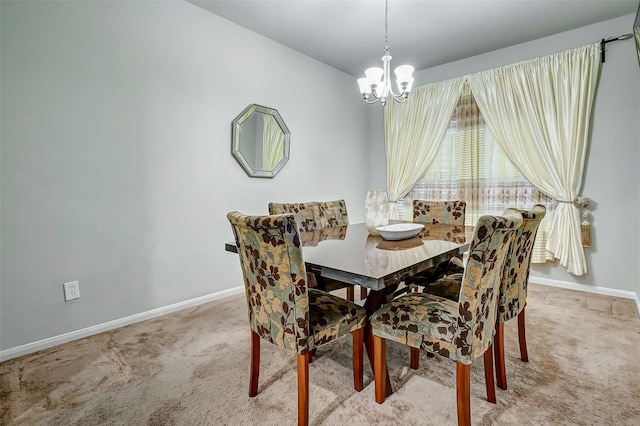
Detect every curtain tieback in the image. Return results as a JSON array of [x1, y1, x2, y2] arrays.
[[557, 197, 591, 209]]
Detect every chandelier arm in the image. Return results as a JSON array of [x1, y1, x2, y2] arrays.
[[366, 89, 381, 102], [387, 84, 406, 98], [391, 94, 408, 103], [365, 97, 381, 104]]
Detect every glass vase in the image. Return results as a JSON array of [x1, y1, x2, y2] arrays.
[[365, 190, 390, 235]]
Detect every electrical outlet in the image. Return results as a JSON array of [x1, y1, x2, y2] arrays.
[[63, 281, 80, 301]]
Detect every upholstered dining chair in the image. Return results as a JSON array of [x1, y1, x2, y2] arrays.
[[494, 205, 546, 389], [319, 199, 349, 227], [319, 199, 370, 299], [420, 205, 546, 390], [404, 200, 467, 293], [227, 211, 366, 426], [413, 200, 466, 225], [268, 201, 323, 233], [370, 211, 523, 426], [269, 199, 363, 302]]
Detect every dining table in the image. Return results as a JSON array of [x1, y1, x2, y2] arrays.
[[225, 221, 474, 396]]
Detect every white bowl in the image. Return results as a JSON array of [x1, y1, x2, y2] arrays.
[[376, 223, 424, 241]]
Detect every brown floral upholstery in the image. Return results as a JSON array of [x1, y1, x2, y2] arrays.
[[268, 200, 349, 231], [403, 200, 467, 293], [372, 211, 522, 363], [227, 210, 366, 425], [370, 211, 523, 426], [268, 201, 323, 233], [497, 205, 546, 323], [423, 205, 545, 313], [269, 200, 360, 302], [319, 199, 349, 227], [495, 205, 545, 389], [413, 200, 466, 225], [421, 205, 546, 392], [418, 223, 466, 242], [420, 272, 464, 301], [228, 211, 365, 354]]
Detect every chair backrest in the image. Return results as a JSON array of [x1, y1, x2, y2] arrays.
[[454, 211, 523, 363], [227, 211, 312, 354], [268, 201, 323, 232], [497, 205, 546, 324], [319, 199, 349, 227], [268, 199, 349, 231], [413, 200, 466, 225]]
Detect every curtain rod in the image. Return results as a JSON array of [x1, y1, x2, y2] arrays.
[[600, 33, 633, 63]]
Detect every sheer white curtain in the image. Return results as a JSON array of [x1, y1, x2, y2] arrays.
[[468, 43, 600, 275], [405, 83, 555, 264], [385, 77, 465, 218]]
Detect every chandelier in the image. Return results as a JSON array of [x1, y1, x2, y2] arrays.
[[357, 0, 414, 106]]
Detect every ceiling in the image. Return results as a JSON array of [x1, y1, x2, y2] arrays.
[[188, 0, 639, 76]]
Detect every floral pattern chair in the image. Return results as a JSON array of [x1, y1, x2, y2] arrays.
[[413, 200, 466, 225], [405, 200, 467, 293], [268, 199, 362, 302], [319, 199, 362, 298], [227, 211, 366, 426], [319, 199, 349, 227], [370, 211, 523, 426], [494, 205, 545, 389], [421, 205, 545, 390], [268, 201, 323, 233]]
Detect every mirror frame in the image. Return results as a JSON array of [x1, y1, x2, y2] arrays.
[[231, 104, 290, 178]]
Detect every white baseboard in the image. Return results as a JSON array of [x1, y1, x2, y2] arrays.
[[0, 286, 244, 363], [530, 276, 640, 317], [2, 279, 638, 362]]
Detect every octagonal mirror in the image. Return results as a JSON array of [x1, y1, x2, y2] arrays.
[[231, 104, 290, 178]]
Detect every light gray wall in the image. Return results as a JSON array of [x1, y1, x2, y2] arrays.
[[0, 1, 370, 351], [3, 2, 637, 355], [369, 14, 640, 293]]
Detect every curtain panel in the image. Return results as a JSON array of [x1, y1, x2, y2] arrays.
[[467, 43, 600, 275], [384, 77, 465, 218], [405, 82, 555, 263]]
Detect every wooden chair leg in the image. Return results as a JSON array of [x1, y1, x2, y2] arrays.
[[346, 286, 355, 302], [410, 347, 420, 369], [373, 335, 387, 404], [456, 362, 471, 426], [297, 352, 310, 426], [353, 328, 364, 391], [518, 308, 529, 362], [306, 272, 318, 289], [249, 331, 260, 397], [483, 344, 496, 403], [494, 322, 507, 390], [360, 287, 368, 300]]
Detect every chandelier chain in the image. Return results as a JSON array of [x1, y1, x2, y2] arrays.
[[384, 0, 389, 50]]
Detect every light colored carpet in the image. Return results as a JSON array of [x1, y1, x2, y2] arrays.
[[1, 284, 639, 425]]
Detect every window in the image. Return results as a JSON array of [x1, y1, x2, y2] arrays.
[[399, 83, 554, 262]]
